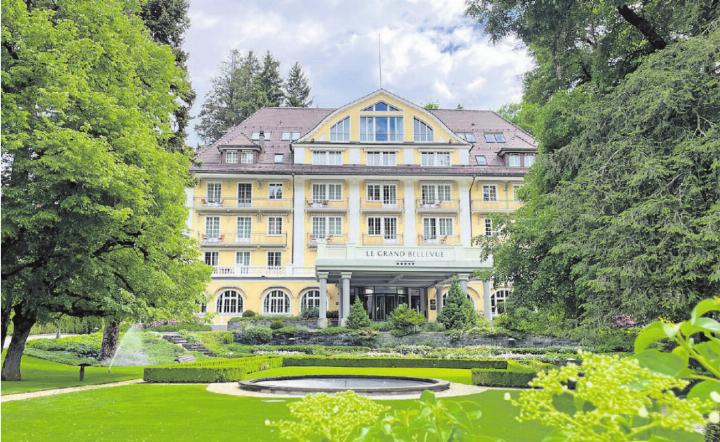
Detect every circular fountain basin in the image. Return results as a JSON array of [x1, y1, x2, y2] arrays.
[[239, 375, 450, 395]]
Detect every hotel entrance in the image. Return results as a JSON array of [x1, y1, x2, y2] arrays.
[[355, 286, 424, 321]]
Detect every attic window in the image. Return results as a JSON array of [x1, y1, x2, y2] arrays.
[[274, 153, 284, 163], [484, 132, 506, 143], [226, 150, 238, 164], [261, 131, 271, 141], [281, 132, 291, 141], [459, 132, 476, 142], [291, 132, 301, 140], [251, 132, 260, 141], [362, 101, 399, 112], [475, 155, 487, 166]]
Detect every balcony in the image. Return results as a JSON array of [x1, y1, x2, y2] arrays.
[[415, 199, 459, 213], [360, 199, 403, 213], [194, 197, 291, 212], [211, 266, 315, 278], [199, 232, 287, 248], [305, 198, 348, 212], [362, 234, 403, 245], [307, 233, 348, 248], [417, 234, 460, 245], [471, 199, 522, 213]]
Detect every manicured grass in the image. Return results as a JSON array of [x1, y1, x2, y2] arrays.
[[1, 356, 143, 395], [2, 384, 551, 441], [245, 365, 475, 385]]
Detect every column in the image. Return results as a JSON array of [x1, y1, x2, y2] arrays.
[[419, 288, 428, 318], [482, 279, 493, 323], [403, 179, 416, 246], [340, 272, 352, 325], [458, 273, 470, 293], [318, 272, 328, 328], [435, 284, 443, 317], [348, 179, 360, 244], [292, 177, 306, 267], [184, 187, 194, 230], [459, 179, 472, 247]]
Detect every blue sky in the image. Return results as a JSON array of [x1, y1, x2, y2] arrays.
[[183, 0, 532, 146]]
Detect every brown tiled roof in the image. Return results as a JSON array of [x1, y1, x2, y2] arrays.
[[193, 106, 536, 175]]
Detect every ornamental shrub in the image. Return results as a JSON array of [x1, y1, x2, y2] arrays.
[[144, 356, 282, 382], [346, 296, 371, 329], [472, 360, 551, 388], [389, 303, 426, 336], [242, 310, 256, 318], [437, 279, 478, 330], [301, 307, 319, 319], [241, 326, 273, 344], [270, 319, 285, 330]]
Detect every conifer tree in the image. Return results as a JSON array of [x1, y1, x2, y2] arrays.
[[346, 296, 371, 329], [437, 279, 478, 330], [256, 51, 284, 107], [284, 62, 312, 107]]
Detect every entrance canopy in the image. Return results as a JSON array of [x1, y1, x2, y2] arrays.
[[315, 244, 490, 286]]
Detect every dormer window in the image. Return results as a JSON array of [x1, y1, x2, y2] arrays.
[[362, 101, 399, 112], [225, 150, 238, 164], [484, 132, 506, 143], [508, 154, 521, 167], [475, 155, 487, 166], [261, 131, 271, 141], [413, 118, 434, 142], [524, 154, 535, 167], [240, 151, 254, 164], [330, 117, 350, 142], [281, 132, 291, 141], [274, 153, 284, 163]]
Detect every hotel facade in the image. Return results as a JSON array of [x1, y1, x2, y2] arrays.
[[189, 90, 536, 326]]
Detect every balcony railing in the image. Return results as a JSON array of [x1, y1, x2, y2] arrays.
[[307, 233, 348, 248], [362, 234, 403, 245], [305, 199, 348, 211], [211, 266, 315, 277], [199, 232, 287, 247], [415, 199, 459, 212], [417, 234, 460, 245], [360, 199, 403, 211], [471, 199, 522, 212], [194, 197, 291, 211]]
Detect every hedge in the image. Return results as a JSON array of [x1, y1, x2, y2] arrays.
[[282, 356, 507, 370], [143, 356, 282, 383], [471, 361, 552, 388]]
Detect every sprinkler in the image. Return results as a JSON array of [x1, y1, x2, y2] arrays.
[[79, 363, 91, 381]]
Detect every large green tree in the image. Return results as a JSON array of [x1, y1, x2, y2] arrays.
[[1, 0, 210, 380], [469, 1, 720, 326], [284, 62, 312, 107], [256, 51, 284, 107]]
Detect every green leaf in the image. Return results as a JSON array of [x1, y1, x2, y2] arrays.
[[693, 318, 720, 334], [691, 298, 720, 322], [635, 322, 669, 353], [688, 380, 720, 401], [635, 349, 689, 377]]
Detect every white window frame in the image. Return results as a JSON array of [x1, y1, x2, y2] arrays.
[[263, 289, 290, 315], [483, 185, 498, 202], [484, 132, 506, 143], [205, 216, 220, 239], [225, 150, 238, 164], [421, 151, 451, 167], [421, 184, 451, 205], [330, 117, 350, 142], [240, 151, 254, 164], [524, 154, 535, 167], [508, 154, 521, 167], [267, 251, 282, 268], [301, 289, 321, 311], [206, 182, 222, 205], [216, 290, 243, 315], [311, 216, 343, 239], [274, 153, 284, 163], [281, 132, 291, 141], [485, 219, 494, 237], [360, 116, 404, 142], [367, 151, 397, 166], [491, 289, 510, 316], [475, 155, 487, 166], [367, 216, 398, 239], [413, 118, 434, 142], [204, 251, 218, 266], [312, 150, 343, 166], [291, 132, 301, 140], [366, 183, 397, 204], [312, 183, 343, 202], [267, 217, 283, 235], [236, 216, 252, 241], [236, 251, 250, 274], [422, 217, 453, 241], [237, 183, 252, 207], [268, 183, 283, 200]]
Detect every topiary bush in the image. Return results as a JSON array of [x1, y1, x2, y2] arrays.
[[144, 356, 283, 382], [389, 304, 426, 336], [471, 360, 551, 387], [438, 278, 478, 330], [346, 296, 371, 329], [242, 310, 256, 318]]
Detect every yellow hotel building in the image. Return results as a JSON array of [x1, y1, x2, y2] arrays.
[[189, 90, 536, 326]]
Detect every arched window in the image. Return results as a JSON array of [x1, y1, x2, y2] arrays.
[[263, 289, 290, 315], [362, 101, 399, 112], [491, 289, 511, 316], [330, 117, 350, 141], [414, 118, 434, 142], [216, 290, 243, 315], [301, 289, 321, 311]]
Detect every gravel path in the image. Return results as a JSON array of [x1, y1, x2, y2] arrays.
[[2, 379, 143, 403], [206, 381, 487, 400]]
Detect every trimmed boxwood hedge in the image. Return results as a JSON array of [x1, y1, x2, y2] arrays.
[[471, 361, 552, 388], [143, 356, 282, 383], [282, 356, 507, 370]]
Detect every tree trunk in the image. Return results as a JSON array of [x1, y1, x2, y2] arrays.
[[1, 286, 15, 348], [1, 307, 36, 381], [99, 320, 121, 361]]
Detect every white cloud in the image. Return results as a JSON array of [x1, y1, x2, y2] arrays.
[[183, 0, 532, 145]]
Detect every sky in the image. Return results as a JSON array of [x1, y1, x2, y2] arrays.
[[183, 0, 533, 146]]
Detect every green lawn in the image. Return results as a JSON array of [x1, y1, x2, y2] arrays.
[[1, 356, 143, 395]]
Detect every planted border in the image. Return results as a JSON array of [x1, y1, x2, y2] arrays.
[[471, 361, 552, 388], [143, 356, 283, 383], [282, 356, 507, 370]]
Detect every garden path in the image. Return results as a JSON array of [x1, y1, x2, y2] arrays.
[[2, 379, 143, 402]]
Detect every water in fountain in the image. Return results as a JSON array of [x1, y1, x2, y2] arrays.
[[107, 324, 149, 370]]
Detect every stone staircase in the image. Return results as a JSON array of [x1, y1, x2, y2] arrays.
[[161, 332, 214, 357]]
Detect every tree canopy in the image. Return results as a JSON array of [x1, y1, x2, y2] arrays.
[[470, 2, 720, 327], [1, 0, 210, 380], [284, 62, 312, 107]]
